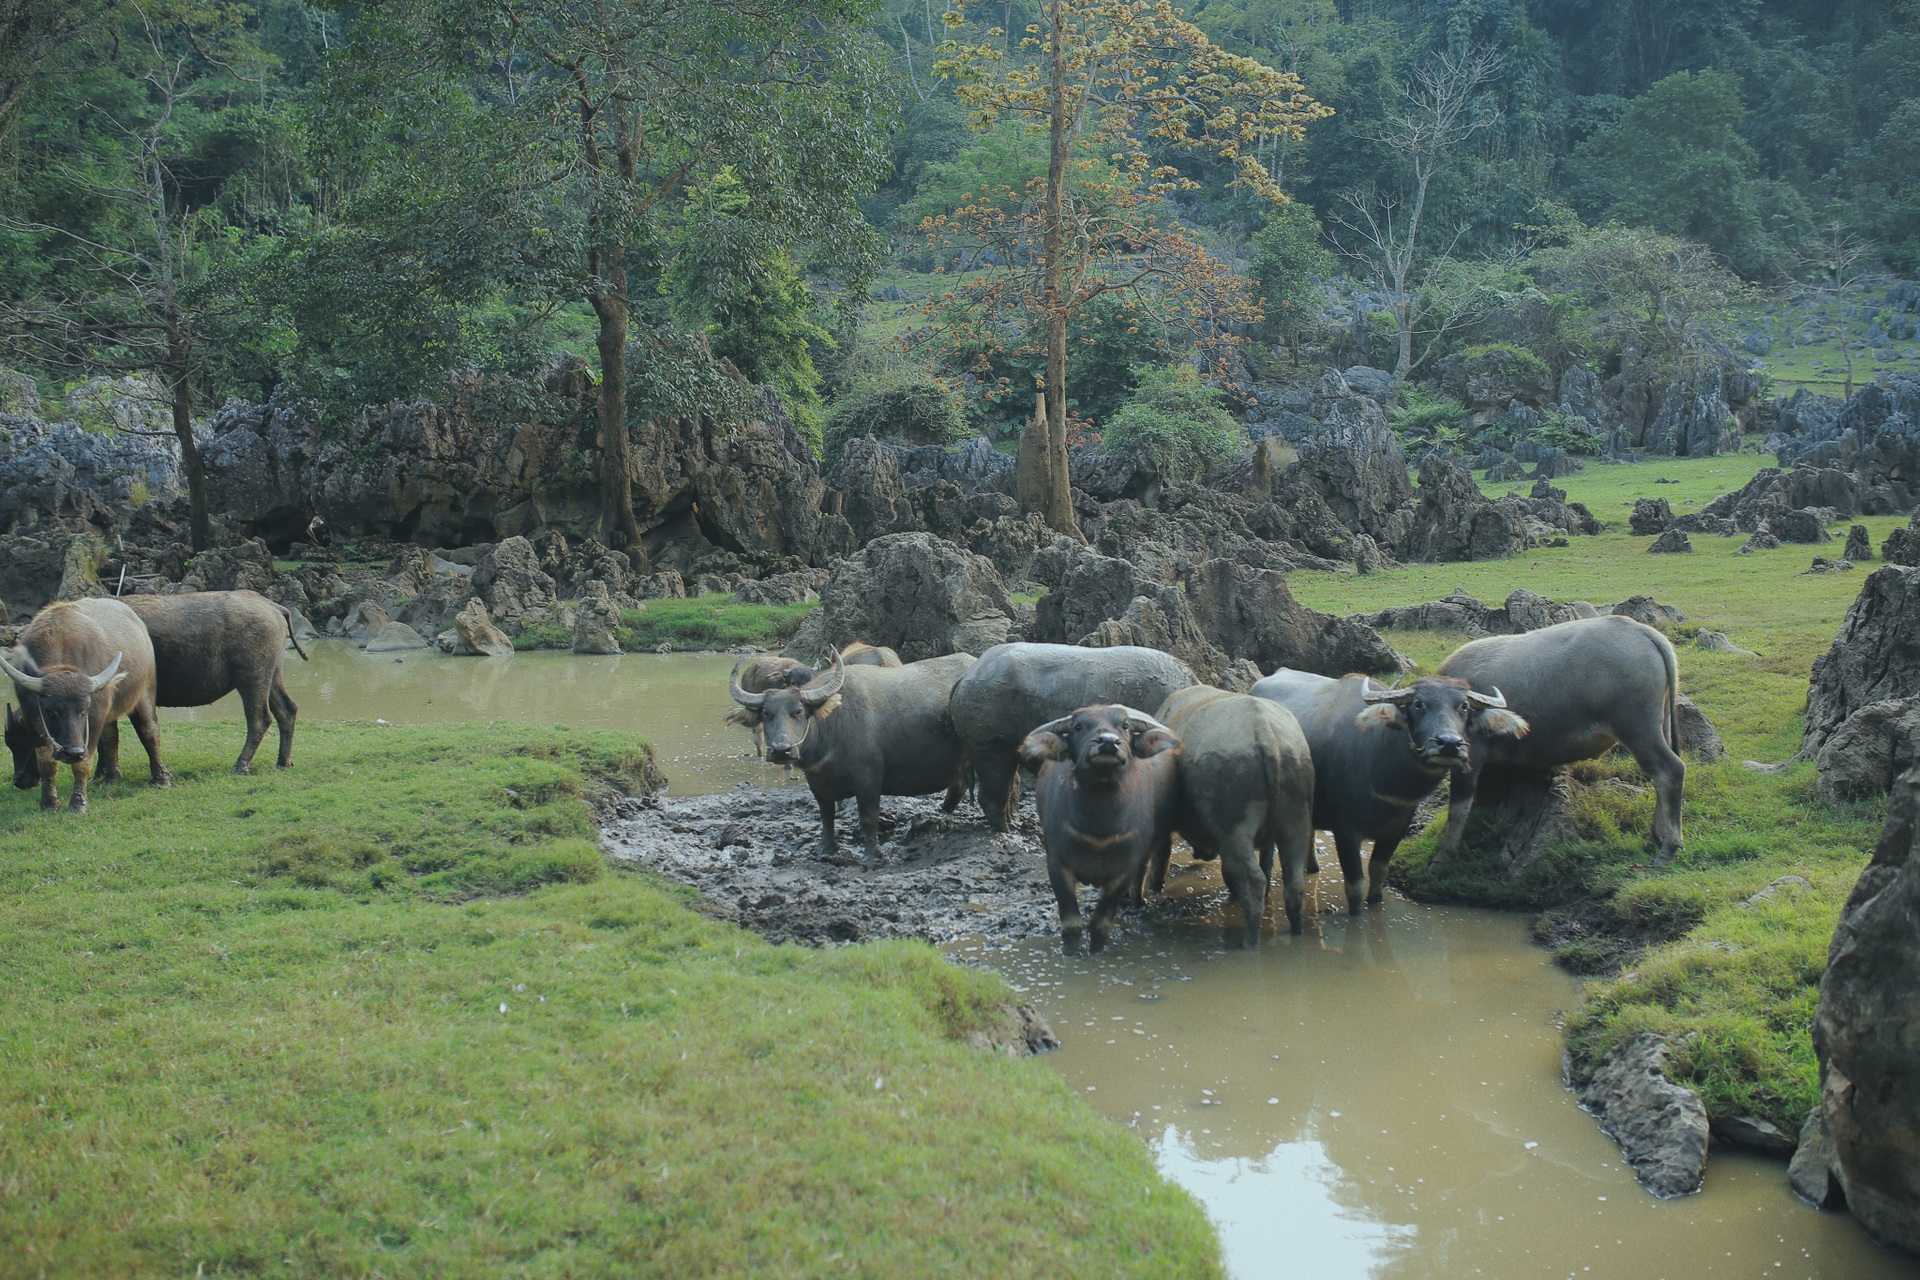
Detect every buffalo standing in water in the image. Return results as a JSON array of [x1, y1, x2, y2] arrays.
[[728, 647, 974, 861], [1020, 705, 1181, 953], [124, 590, 309, 773], [3, 597, 169, 812], [721, 643, 900, 752]]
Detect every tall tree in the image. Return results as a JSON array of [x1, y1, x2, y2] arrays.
[[0, 0, 119, 145], [932, 0, 1328, 535], [336, 0, 890, 552]]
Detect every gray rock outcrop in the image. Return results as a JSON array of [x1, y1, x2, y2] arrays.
[[364, 621, 430, 652], [571, 580, 623, 655], [1777, 373, 1920, 512], [785, 532, 1015, 663], [1648, 528, 1693, 554], [444, 598, 514, 656], [1577, 1032, 1711, 1198], [1804, 565, 1920, 758], [471, 536, 559, 633], [1816, 698, 1920, 800], [1630, 497, 1675, 536]]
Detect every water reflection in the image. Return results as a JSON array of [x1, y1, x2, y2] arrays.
[[163, 640, 795, 795]]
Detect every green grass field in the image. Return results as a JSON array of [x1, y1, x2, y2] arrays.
[[1290, 454, 1900, 1132], [514, 595, 817, 653], [0, 721, 1220, 1278]]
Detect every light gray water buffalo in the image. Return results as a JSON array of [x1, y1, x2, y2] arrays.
[[1019, 704, 1181, 953], [728, 647, 975, 860], [1155, 685, 1316, 945], [1436, 613, 1685, 863], [1251, 668, 1529, 910], [950, 643, 1194, 830], [124, 590, 308, 774], [2, 597, 169, 812]]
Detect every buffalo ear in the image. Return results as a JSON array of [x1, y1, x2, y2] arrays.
[[1018, 731, 1068, 771], [723, 705, 760, 728], [1475, 707, 1530, 739], [1355, 703, 1401, 730], [1130, 728, 1180, 759]]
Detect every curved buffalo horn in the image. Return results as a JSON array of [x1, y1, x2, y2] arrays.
[[89, 650, 124, 693], [727, 660, 767, 709], [798, 646, 845, 706], [1359, 678, 1416, 705], [1028, 715, 1075, 739], [1116, 706, 1173, 735], [1465, 686, 1508, 709], [0, 649, 44, 695]]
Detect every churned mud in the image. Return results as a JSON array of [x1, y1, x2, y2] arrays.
[[601, 784, 1243, 949]]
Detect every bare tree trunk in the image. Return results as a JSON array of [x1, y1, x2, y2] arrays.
[[167, 318, 211, 551], [591, 263, 643, 554], [1395, 295, 1414, 385], [1026, 0, 1080, 538]]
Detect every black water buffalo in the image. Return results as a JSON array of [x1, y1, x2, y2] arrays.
[[1251, 669, 1528, 911], [124, 590, 308, 774], [1019, 704, 1181, 953], [950, 643, 1194, 830], [728, 647, 975, 860], [1155, 685, 1316, 946], [723, 655, 817, 752], [1436, 614, 1686, 863], [2, 597, 170, 812]]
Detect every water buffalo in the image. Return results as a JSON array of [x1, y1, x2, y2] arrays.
[[723, 655, 817, 752], [124, 590, 308, 774], [1435, 614, 1685, 864], [1019, 704, 1181, 953], [950, 643, 1194, 830], [2, 597, 169, 812], [1155, 685, 1316, 946], [840, 641, 902, 667], [1251, 669, 1528, 911], [728, 647, 976, 860]]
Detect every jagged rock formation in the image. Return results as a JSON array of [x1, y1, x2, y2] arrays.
[[1630, 498, 1675, 535], [1845, 525, 1874, 562], [1884, 512, 1920, 566], [1648, 528, 1693, 554], [1804, 566, 1920, 772], [1777, 374, 1920, 513], [784, 532, 1017, 663], [1672, 466, 1852, 541], [1576, 1033, 1711, 1198], [1803, 765, 1920, 1248]]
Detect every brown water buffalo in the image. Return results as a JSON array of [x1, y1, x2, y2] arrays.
[[2, 597, 169, 812], [1020, 704, 1181, 953], [840, 641, 903, 667], [951, 643, 1194, 831], [1435, 614, 1686, 864], [124, 591, 308, 774], [1155, 685, 1316, 946], [728, 647, 975, 861], [1250, 669, 1529, 910]]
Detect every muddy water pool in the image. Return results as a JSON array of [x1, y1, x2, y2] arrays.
[[170, 643, 1909, 1277]]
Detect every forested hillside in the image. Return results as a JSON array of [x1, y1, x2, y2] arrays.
[[2, 0, 1917, 524]]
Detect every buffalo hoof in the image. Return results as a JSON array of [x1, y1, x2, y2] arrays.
[[98, 769, 123, 783], [67, 799, 87, 815], [151, 772, 173, 788], [232, 763, 254, 776], [1088, 930, 1111, 954], [39, 796, 58, 811]]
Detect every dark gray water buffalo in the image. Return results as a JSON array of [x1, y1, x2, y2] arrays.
[[1155, 685, 1316, 945], [950, 643, 1194, 830], [2, 597, 169, 812], [1436, 613, 1685, 863], [1251, 669, 1529, 910], [723, 655, 817, 752], [1019, 704, 1181, 953], [124, 590, 308, 774], [728, 647, 975, 860]]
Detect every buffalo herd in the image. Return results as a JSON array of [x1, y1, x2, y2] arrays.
[[4, 590, 307, 812], [729, 618, 1688, 953]]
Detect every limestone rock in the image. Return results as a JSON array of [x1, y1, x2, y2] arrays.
[[1352, 532, 1382, 575], [1503, 587, 1579, 633], [1401, 455, 1528, 562], [344, 600, 391, 645], [1577, 1032, 1711, 1198], [1884, 514, 1920, 567], [1695, 629, 1758, 656], [178, 538, 276, 594], [1710, 1114, 1795, 1158], [396, 572, 479, 637], [1805, 556, 1854, 574], [633, 569, 687, 600], [1789, 1107, 1846, 1210], [364, 621, 430, 652], [571, 581, 623, 655], [1815, 697, 1920, 799], [786, 532, 1014, 663], [734, 570, 825, 606], [1608, 595, 1687, 627], [1777, 373, 1920, 512], [1804, 566, 1920, 755], [472, 535, 558, 631], [448, 598, 514, 657], [1674, 695, 1726, 762], [1811, 764, 1920, 1247], [1648, 528, 1693, 554], [1845, 525, 1874, 562], [1630, 497, 1675, 536], [1740, 530, 1781, 554]]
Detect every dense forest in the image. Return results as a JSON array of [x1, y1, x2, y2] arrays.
[[2, 0, 1917, 544]]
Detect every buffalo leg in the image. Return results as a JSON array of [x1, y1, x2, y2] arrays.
[[814, 790, 839, 858], [856, 792, 883, 862], [1219, 837, 1267, 950], [975, 754, 1020, 832], [1627, 737, 1687, 865], [1332, 829, 1366, 915], [1088, 871, 1135, 953], [270, 679, 298, 769], [66, 756, 92, 813], [1434, 767, 1481, 863], [1048, 861, 1085, 953], [235, 683, 272, 775], [128, 700, 170, 787], [1274, 814, 1313, 935], [940, 779, 965, 812], [1366, 833, 1403, 906], [96, 720, 123, 782], [35, 746, 57, 811]]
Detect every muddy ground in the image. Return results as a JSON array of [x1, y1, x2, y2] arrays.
[[600, 784, 1247, 949]]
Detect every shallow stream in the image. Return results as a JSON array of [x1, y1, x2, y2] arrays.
[[172, 643, 1910, 1278]]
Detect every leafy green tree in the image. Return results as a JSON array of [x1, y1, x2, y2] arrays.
[[1250, 199, 1336, 357], [1101, 363, 1242, 483], [330, 0, 892, 552], [0, 0, 118, 144], [821, 364, 968, 461]]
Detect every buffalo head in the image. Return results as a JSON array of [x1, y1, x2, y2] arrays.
[[0, 649, 125, 766], [729, 648, 845, 766], [5, 702, 37, 789], [1018, 704, 1180, 782], [1357, 675, 1527, 770]]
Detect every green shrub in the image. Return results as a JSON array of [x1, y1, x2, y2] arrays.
[[822, 367, 968, 463], [1101, 363, 1243, 482], [1533, 409, 1602, 456], [1391, 387, 1467, 447]]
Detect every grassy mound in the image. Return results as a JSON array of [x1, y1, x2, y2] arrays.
[[1290, 454, 1899, 1134], [513, 595, 818, 653], [0, 721, 1219, 1277]]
